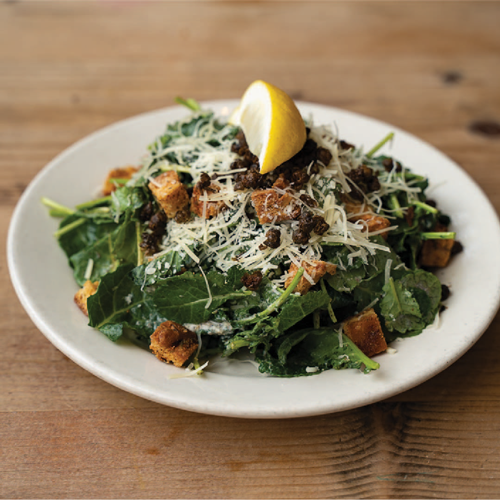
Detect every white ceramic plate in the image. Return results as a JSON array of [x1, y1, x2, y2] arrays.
[[8, 101, 500, 418]]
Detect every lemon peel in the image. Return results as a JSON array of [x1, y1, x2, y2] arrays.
[[229, 80, 307, 174]]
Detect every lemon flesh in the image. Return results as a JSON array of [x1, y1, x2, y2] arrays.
[[230, 80, 307, 174]]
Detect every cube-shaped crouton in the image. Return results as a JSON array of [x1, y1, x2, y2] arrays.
[[285, 260, 337, 295], [343, 308, 387, 358], [419, 223, 455, 268], [356, 213, 392, 238], [74, 280, 99, 316], [148, 171, 189, 219], [251, 189, 301, 224], [191, 183, 227, 218], [420, 238, 455, 267], [150, 321, 198, 367], [103, 166, 138, 195], [342, 197, 391, 239]]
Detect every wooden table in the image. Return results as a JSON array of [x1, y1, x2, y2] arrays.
[[2, 2, 500, 498]]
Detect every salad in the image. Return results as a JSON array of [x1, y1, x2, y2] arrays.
[[42, 90, 460, 378]]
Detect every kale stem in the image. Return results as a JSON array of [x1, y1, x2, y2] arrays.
[[175, 97, 201, 111], [49, 209, 72, 218], [53, 218, 86, 238], [320, 279, 338, 324], [389, 193, 404, 218], [313, 310, 320, 329], [75, 195, 112, 211], [341, 334, 380, 371], [412, 201, 438, 214], [238, 267, 305, 325], [421, 232, 456, 240], [41, 197, 74, 217], [136, 222, 143, 266], [256, 267, 304, 316], [366, 132, 395, 158], [229, 339, 250, 351], [159, 164, 192, 174], [328, 306, 338, 324]]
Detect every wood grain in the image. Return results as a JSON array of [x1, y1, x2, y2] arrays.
[[2, 1, 500, 498]]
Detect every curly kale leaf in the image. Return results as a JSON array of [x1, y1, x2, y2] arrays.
[[69, 218, 139, 286], [255, 328, 379, 377], [110, 186, 149, 221], [152, 267, 252, 324], [380, 269, 441, 336], [224, 288, 331, 354], [131, 249, 195, 287], [57, 215, 117, 261], [87, 264, 165, 342], [323, 236, 401, 293]]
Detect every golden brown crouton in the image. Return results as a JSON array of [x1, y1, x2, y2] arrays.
[[355, 213, 392, 237], [343, 308, 387, 358], [150, 321, 198, 368], [285, 260, 337, 295], [272, 174, 290, 190], [342, 197, 391, 239], [74, 280, 99, 316], [191, 182, 227, 218], [419, 224, 455, 267], [148, 171, 190, 219], [103, 166, 138, 195], [251, 189, 301, 224]]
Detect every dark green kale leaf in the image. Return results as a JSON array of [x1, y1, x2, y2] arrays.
[[255, 328, 379, 377], [131, 249, 195, 288], [110, 186, 149, 221], [224, 288, 330, 354], [380, 277, 423, 335], [352, 273, 386, 311], [227, 277, 279, 322], [87, 264, 164, 342], [152, 267, 252, 324], [323, 236, 401, 293], [399, 269, 442, 325], [57, 214, 117, 260], [379, 268, 441, 337], [69, 218, 139, 286], [277, 289, 331, 333]]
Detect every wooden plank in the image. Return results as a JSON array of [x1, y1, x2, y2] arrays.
[[2, 402, 500, 498]]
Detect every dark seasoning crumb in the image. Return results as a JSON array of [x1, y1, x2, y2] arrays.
[[241, 270, 263, 291]]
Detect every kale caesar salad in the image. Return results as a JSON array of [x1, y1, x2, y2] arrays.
[[42, 81, 461, 378]]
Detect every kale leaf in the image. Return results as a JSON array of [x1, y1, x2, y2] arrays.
[[87, 264, 163, 342], [255, 329, 379, 377], [58, 214, 117, 260], [69, 218, 139, 286], [131, 249, 195, 288], [152, 267, 252, 324], [379, 269, 441, 336]]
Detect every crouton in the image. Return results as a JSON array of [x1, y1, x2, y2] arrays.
[[74, 280, 99, 316], [148, 171, 190, 219], [419, 223, 455, 267], [191, 182, 227, 218], [273, 174, 290, 190], [103, 166, 138, 195], [355, 213, 392, 237], [343, 308, 387, 358], [285, 260, 337, 295], [342, 196, 391, 239], [251, 189, 301, 224], [150, 321, 198, 367]]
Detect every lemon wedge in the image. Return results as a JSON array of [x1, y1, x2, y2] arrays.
[[229, 80, 307, 174]]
